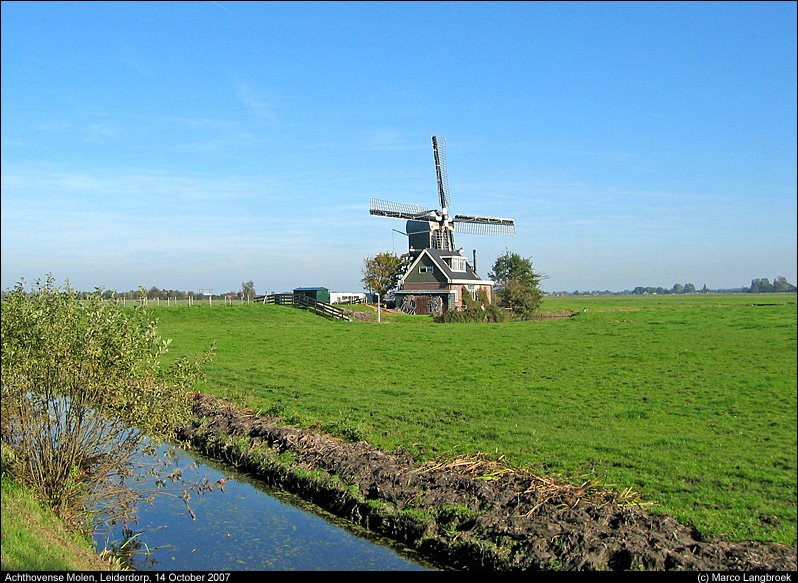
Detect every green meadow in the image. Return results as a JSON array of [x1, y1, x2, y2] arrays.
[[150, 294, 797, 546]]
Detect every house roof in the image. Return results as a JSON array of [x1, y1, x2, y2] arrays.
[[402, 248, 493, 285]]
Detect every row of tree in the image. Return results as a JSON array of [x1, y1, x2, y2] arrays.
[[633, 277, 795, 295], [630, 283, 702, 295], [553, 275, 796, 296], [32, 281, 261, 301], [747, 276, 796, 293]]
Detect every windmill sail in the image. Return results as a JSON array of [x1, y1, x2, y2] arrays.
[[453, 214, 516, 236], [369, 136, 515, 253], [432, 136, 450, 211], [369, 198, 437, 220]]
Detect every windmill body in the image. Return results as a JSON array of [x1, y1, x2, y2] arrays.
[[368, 136, 516, 315]]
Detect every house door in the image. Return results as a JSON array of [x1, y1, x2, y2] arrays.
[[416, 295, 445, 316], [413, 295, 430, 315]]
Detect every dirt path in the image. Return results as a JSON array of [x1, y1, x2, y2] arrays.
[[177, 393, 796, 571]]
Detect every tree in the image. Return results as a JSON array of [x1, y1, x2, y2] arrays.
[[749, 276, 796, 293], [773, 276, 796, 292], [1, 275, 214, 527], [361, 252, 408, 298], [672, 283, 684, 294], [489, 250, 545, 318], [749, 278, 774, 293], [241, 280, 256, 300]]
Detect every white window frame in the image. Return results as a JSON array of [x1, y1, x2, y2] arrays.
[[450, 257, 467, 272]]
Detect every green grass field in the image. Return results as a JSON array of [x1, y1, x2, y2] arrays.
[[149, 294, 797, 546], [0, 475, 115, 571]]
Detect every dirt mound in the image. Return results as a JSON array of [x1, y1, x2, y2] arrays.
[[177, 393, 796, 571]]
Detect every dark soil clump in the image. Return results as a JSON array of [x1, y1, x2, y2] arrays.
[[177, 393, 797, 571]]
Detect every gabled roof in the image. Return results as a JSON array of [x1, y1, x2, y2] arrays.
[[401, 248, 493, 286]]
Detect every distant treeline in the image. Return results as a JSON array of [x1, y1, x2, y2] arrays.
[[92, 286, 250, 300], [0, 286, 253, 301], [550, 276, 796, 296], [46, 281, 260, 301], [746, 276, 796, 293]]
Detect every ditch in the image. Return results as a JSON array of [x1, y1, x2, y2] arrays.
[[95, 442, 435, 571]]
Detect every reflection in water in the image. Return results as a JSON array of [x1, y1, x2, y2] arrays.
[[95, 444, 431, 571]]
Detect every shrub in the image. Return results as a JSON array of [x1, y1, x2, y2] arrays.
[[1, 276, 213, 527], [437, 289, 510, 323]]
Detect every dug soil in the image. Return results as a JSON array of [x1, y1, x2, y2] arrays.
[[177, 393, 796, 572]]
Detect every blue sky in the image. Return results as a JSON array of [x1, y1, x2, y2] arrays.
[[2, 1, 796, 294]]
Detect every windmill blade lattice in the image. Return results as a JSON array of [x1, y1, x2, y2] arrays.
[[369, 198, 437, 220], [432, 136, 451, 211], [453, 215, 516, 236]]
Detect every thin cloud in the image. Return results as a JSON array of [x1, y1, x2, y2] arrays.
[[1, 168, 267, 202], [175, 133, 256, 153], [367, 131, 425, 151], [86, 122, 121, 144], [235, 82, 278, 120]]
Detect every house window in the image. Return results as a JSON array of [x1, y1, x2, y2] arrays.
[[419, 266, 434, 274], [450, 257, 466, 272]]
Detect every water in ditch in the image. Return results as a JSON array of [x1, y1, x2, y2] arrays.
[[93, 444, 434, 571]]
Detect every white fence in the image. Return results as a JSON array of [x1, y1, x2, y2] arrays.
[[110, 295, 256, 307]]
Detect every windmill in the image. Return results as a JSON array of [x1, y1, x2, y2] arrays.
[[369, 136, 516, 254]]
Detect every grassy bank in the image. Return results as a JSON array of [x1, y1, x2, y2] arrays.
[[0, 475, 115, 571], [150, 293, 797, 545]]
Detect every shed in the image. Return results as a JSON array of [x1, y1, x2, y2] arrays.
[[293, 286, 330, 304]]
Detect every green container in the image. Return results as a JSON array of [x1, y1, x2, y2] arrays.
[[293, 287, 330, 304]]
